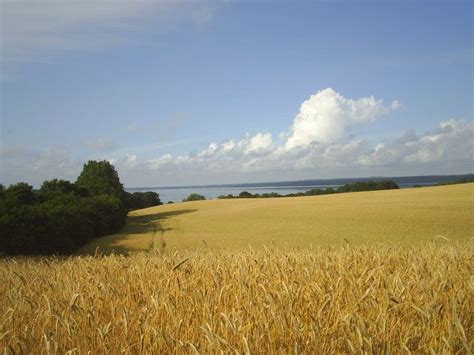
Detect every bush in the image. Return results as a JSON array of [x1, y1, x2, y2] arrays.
[[124, 191, 162, 210], [336, 180, 399, 193], [260, 192, 282, 198], [0, 161, 129, 255], [0, 191, 127, 255], [183, 193, 206, 202], [238, 191, 254, 198]]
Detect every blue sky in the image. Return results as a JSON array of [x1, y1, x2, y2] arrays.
[[1, 0, 472, 187]]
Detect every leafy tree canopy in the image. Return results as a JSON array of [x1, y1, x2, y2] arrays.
[[2, 182, 37, 206], [239, 191, 254, 198], [124, 191, 162, 210], [1, 160, 129, 255], [183, 193, 206, 202], [40, 179, 89, 199], [76, 160, 124, 199]]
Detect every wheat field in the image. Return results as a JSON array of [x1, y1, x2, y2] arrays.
[[2, 184, 473, 353], [80, 183, 474, 254], [1, 244, 473, 353]]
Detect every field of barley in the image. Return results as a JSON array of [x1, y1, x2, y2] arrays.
[[80, 183, 474, 254], [1, 183, 473, 353]]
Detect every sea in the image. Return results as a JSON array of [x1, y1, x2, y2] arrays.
[[125, 181, 438, 203]]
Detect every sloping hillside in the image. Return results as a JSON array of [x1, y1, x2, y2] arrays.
[[80, 183, 474, 254]]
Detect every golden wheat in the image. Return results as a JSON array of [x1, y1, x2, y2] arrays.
[[80, 183, 474, 254], [1, 243, 473, 353]]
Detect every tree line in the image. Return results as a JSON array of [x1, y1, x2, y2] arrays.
[[217, 180, 400, 199], [0, 161, 162, 255], [435, 176, 474, 186]]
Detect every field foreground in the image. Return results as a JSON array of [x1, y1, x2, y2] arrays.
[[1, 244, 473, 353], [81, 183, 474, 254]]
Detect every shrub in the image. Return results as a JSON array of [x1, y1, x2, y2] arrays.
[[0, 161, 129, 255], [238, 191, 254, 198], [336, 180, 399, 193], [183, 193, 206, 202], [125, 191, 162, 210]]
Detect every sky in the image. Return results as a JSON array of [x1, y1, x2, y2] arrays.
[[1, 0, 472, 187]]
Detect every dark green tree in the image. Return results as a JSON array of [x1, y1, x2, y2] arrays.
[[40, 179, 89, 200], [2, 182, 36, 206], [124, 191, 162, 210], [183, 193, 206, 202], [76, 160, 124, 199], [239, 191, 254, 198], [0, 161, 130, 255]]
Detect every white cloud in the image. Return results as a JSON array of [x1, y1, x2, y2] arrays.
[[245, 133, 273, 154], [107, 89, 470, 185], [125, 154, 138, 168], [148, 154, 173, 170], [0, 146, 81, 186], [2, 88, 472, 186], [222, 140, 237, 152], [359, 119, 474, 166], [285, 88, 398, 148], [198, 142, 219, 158]]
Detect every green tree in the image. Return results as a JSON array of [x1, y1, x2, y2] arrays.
[[2, 182, 36, 205], [76, 160, 124, 199], [124, 191, 162, 210], [0, 161, 130, 255], [40, 179, 89, 200], [183, 193, 206, 202], [239, 191, 254, 198]]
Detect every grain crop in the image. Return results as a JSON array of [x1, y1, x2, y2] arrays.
[[80, 183, 474, 254], [1, 243, 473, 353]]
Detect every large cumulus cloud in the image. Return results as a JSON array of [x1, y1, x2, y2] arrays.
[[285, 88, 399, 148], [104, 89, 472, 185]]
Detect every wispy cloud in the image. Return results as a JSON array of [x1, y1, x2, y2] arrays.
[[122, 112, 189, 137], [1, 145, 81, 186], [1, 0, 220, 75], [125, 122, 139, 133], [83, 138, 117, 152]]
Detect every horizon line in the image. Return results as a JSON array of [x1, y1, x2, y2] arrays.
[[124, 172, 474, 190]]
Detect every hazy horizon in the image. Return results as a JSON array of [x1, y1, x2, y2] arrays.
[[124, 172, 474, 190]]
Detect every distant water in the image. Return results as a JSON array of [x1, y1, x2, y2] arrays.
[[126, 182, 437, 203]]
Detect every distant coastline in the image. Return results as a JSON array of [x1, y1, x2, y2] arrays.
[[126, 173, 474, 190], [125, 173, 474, 202]]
